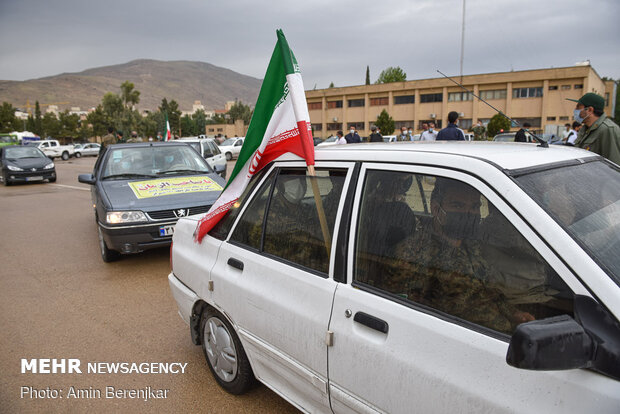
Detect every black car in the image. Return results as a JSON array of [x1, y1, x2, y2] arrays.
[[0, 145, 56, 186], [78, 142, 225, 262]]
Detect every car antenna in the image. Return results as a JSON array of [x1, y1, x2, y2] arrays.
[[437, 70, 548, 148]]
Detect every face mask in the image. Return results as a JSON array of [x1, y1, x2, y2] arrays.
[[574, 108, 588, 123], [350, 129, 355, 134], [282, 178, 305, 204], [408, 130, 412, 134], [438, 206, 480, 240], [429, 128, 434, 132]]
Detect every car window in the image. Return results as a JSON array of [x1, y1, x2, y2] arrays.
[[354, 170, 574, 335], [230, 167, 347, 274], [209, 142, 221, 155]]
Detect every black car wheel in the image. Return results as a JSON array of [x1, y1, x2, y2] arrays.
[[61, 151, 70, 161], [201, 308, 255, 395], [3, 176, 10, 186], [225, 152, 232, 161], [75, 152, 82, 158], [49, 177, 56, 183], [98, 226, 120, 262]]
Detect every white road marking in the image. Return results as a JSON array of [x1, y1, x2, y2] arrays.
[[51, 184, 90, 191]]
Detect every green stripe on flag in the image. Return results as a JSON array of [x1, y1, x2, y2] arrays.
[[276, 29, 298, 75]]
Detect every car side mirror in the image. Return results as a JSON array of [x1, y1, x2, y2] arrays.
[[507, 295, 620, 380], [78, 174, 96, 185], [214, 164, 226, 174]]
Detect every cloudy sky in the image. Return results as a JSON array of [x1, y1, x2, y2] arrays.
[[1, 0, 619, 90]]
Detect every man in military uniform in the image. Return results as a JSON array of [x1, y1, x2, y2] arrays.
[[570, 93, 620, 164], [101, 126, 116, 149], [384, 178, 534, 334]]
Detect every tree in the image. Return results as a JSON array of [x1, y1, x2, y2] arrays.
[[180, 114, 194, 137], [34, 101, 42, 136], [193, 109, 207, 136], [0, 102, 20, 132], [120, 81, 140, 108], [375, 109, 395, 135], [58, 111, 79, 138], [365, 66, 370, 85], [376, 67, 407, 84], [26, 115, 35, 132], [41, 113, 60, 137], [487, 113, 512, 138], [329, 82, 334, 88], [86, 105, 108, 137], [228, 100, 252, 124]]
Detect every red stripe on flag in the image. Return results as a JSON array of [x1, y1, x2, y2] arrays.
[[194, 198, 238, 242]]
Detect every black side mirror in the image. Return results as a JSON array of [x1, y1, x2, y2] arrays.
[[507, 295, 620, 380], [78, 174, 96, 185], [214, 164, 226, 174]]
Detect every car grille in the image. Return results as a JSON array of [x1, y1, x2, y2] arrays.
[[146, 205, 212, 220]]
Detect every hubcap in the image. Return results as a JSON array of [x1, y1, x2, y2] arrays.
[[204, 317, 238, 382]]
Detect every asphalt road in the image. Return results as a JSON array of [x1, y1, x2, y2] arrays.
[[0, 156, 297, 413]]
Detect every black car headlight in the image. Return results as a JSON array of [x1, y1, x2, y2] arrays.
[[44, 162, 55, 170], [106, 211, 148, 224]]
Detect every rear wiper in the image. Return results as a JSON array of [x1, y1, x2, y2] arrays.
[[102, 173, 158, 180]]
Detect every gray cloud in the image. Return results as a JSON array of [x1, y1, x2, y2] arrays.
[[1, 0, 619, 91]]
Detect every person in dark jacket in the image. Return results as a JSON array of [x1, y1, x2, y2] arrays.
[[436, 111, 465, 141], [369, 126, 383, 142], [514, 122, 530, 143], [345, 126, 362, 143]]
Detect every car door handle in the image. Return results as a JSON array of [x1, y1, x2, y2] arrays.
[[353, 312, 389, 334], [227, 258, 244, 271]]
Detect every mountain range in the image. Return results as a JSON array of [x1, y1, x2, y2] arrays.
[[0, 59, 262, 113]]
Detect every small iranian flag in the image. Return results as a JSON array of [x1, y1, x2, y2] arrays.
[[194, 29, 315, 242], [165, 114, 172, 141]]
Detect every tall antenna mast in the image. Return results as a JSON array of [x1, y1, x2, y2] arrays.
[[459, 0, 466, 83]]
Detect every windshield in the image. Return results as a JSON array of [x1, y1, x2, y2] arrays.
[[516, 160, 620, 284], [221, 138, 237, 146], [101, 145, 213, 179], [5, 146, 46, 159]]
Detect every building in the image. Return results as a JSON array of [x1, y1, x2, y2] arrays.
[[305, 64, 616, 138]]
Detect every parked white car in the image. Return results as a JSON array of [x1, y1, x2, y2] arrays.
[[26, 139, 75, 160], [169, 142, 620, 413], [74, 143, 101, 157], [218, 137, 244, 160], [174, 137, 227, 179], [317, 136, 339, 147]]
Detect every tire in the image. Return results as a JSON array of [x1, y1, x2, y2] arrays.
[[49, 177, 56, 183], [225, 152, 232, 161], [201, 308, 255, 395], [97, 225, 120, 262], [61, 151, 70, 161], [75, 152, 82, 158], [3, 176, 10, 186]]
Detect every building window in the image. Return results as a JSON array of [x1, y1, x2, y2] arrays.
[[326, 123, 342, 131], [574, 84, 583, 89], [348, 99, 365, 108], [561, 85, 571, 90], [347, 122, 364, 130], [547, 116, 557, 121], [513, 118, 541, 128], [394, 95, 415, 105], [370, 97, 389, 106], [313, 124, 322, 131], [548, 85, 558, 91], [512, 87, 543, 98], [394, 121, 415, 130], [418, 119, 442, 129], [420, 93, 443, 103], [308, 102, 322, 110], [559, 116, 569, 121], [448, 92, 473, 102], [459, 119, 473, 129], [605, 93, 610, 106], [479, 89, 507, 100], [327, 100, 343, 109]]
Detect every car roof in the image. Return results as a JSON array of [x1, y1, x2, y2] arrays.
[[278, 141, 599, 171], [107, 142, 189, 149]]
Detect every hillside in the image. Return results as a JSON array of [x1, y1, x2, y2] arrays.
[[0, 59, 262, 113]]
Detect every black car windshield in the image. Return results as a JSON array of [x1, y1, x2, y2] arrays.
[[101, 145, 213, 179], [4, 146, 46, 159], [516, 160, 620, 285]]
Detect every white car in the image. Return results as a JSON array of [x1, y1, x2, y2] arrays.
[[169, 142, 620, 413], [74, 143, 101, 157], [174, 137, 227, 179], [317, 136, 339, 147], [218, 137, 244, 160]]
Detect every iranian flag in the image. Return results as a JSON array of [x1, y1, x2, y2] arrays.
[[165, 113, 172, 141], [194, 29, 315, 243]]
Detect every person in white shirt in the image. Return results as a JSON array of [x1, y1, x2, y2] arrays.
[[420, 122, 438, 141], [565, 122, 580, 146], [561, 123, 571, 141], [336, 130, 347, 145]]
